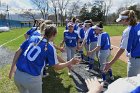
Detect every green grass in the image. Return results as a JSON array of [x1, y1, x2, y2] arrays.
[[104, 25, 126, 36], [0, 25, 127, 93]]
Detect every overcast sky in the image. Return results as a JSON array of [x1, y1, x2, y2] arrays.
[[0, 0, 140, 14]]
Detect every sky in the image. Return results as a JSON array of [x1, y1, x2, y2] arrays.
[[0, 0, 139, 14]]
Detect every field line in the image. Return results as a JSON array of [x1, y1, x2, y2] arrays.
[[111, 45, 119, 49], [0, 34, 24, 48]]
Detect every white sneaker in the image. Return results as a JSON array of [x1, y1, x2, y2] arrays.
[[43, 73, 49, 78]]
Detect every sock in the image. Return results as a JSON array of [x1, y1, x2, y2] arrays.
[[101, 72, 106, 81], [108, 69, 113, 77], [89, 64, 93, 69]]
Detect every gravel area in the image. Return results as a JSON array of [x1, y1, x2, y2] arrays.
[[0, 47, 14, 68]]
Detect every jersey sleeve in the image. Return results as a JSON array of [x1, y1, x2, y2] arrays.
[[26, 27, 37, 35], [97, 34, 102, 46], [47, 43, 58, 66], [120, 27, 131, 49], [20, 40, 29, 50]]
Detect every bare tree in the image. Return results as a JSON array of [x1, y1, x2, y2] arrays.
[[104, 0, 113, 23], [57, 0, 70, 26], [67, 0, 81, 19], [30, 0, 49, 19], [20, 9, 36, 21], [50, 0, 58, 25]]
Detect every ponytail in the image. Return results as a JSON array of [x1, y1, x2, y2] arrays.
[[128, 10, 137, 26], [121, 10, 137, 26]]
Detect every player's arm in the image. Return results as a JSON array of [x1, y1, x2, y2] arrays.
[[57, 55, 65, 63], [54, 44, 64, 52], [9, 48, 22, 79], [53, 57, 80, 70]]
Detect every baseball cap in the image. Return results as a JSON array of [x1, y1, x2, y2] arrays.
[[116, 14, 128, 22]]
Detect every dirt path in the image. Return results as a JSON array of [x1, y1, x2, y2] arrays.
[[110, 36, 128, 62], [0, 47, 14, 68]]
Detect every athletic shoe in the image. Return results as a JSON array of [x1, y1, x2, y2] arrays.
[[110, 76, 114, 81]]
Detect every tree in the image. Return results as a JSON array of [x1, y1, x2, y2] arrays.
[[57, 0, 70, 26], [93, 0, 113, 23], [67, 0, 81, 19], [30, 0, 49, 19], [50, 0, 58, 25], [90, 5, 104, 21], [20, 9, 36, 21], [79, 4, 90, 21]]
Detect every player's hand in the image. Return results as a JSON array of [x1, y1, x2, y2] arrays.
[[9, 71, 14, 79], [103, 62, 112, 72], [70, 57, 81, 65], [87, 51, 92, 56], [85, 77, 104, 93], [59, 47, 65, 52], [60, 43, 63, 47]]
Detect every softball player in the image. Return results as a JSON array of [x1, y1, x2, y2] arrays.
[[77, 22, 85, 60], [24, 19, 44, 39], [60, 22, 79, 75], [9, 25, 80, 93], [80, 20, 97, 70], [104, 10, 140, 77], [88, 22, 113, 82]]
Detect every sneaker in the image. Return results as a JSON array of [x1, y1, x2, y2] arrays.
[[110, 76, 114, 81], [43, 73, 49, 78], [103, 80, 109, 86], [85, 68, 92, 71]]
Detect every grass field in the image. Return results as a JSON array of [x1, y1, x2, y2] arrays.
[[0, 25, 127, 93]]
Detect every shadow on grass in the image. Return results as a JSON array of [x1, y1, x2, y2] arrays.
[[42, 67, 72, 93], [71, 70, 88, 93]]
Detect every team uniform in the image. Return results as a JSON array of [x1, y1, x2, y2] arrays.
[[14, 36, 58, 93], [97, 32, 113, 81], [26, 27, 41, 38], [64, 30, 79, 61], [120, 23, 140, 77], [84, 27, 97, 69], [77, 25, 85, 60]]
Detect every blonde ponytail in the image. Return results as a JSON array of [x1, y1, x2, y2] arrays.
[[128, 10, 137, 26]]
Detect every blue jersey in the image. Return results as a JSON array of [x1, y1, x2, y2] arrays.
[[127, 23, 140, 57], [16, 36, 58, 76], [26, 27, 37, 35], [74, 24, 78, 30], [79, 28, 85, 39], [64, 31, 79, 47], [84, 28, 97, 44], [131, 86, 140, 93], [97, 32, 111, 50], [89, 28, 97, 42]]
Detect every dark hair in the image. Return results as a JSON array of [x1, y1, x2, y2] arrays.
[[84, 20, 93, 27], [96, 21, 103, 28], [71, 17, 76, 23], [121, 10, 137, 26], [44, 25, 57, 39]]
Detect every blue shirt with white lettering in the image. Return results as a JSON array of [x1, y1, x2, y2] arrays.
[[16, 36, 58, 76], [64, 31, 79, 47]]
